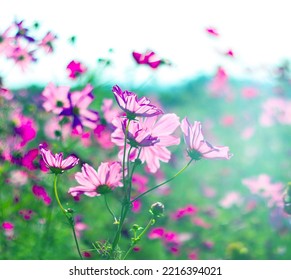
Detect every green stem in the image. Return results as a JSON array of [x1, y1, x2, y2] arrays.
[[53, 175, 66, 214], [53, 174, 83, 260], [128, 148, 141, 201], [122, 120, 131, 189], [131, 159, 194, 203], [104, 195, 117, 223], [110, 120, 131, 258], [69, 220, 83, 260], [123, 218, 155, 260]]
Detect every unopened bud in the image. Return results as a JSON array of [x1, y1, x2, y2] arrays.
[[150, 202, 164, 218]]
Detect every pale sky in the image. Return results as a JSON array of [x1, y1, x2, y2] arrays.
[[1, 0, 291, 87]]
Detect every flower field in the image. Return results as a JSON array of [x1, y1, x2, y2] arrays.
[[0, 16, 291, 260]]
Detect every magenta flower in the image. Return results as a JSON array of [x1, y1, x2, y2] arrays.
[[2, 221, 14, 230], [132, 50, 162, 69], [181, 118, 232, 160], [112, 113, 180, 173], [206, 27, 219, 37], [68, 162, 123, 197], [39, 144, 79, 174], [66, 60, 87, 79], [112, 85, 163, 119], [32, 185, 51, 205], [60, 84, 99, 131], [12, 113, 37, 147], [42, 82, 70, 114]]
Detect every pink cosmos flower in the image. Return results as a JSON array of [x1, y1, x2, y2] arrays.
[[242, 174, 283, 207], [112, 85, 163, 119], [241, 126, 255, 140], [101, 98, 121, 124], [148, 227, 165, 239], [2, 221, 14, 230], [39, 144, 79, 174], [219, 191, 243, 208], [260, 97, 291, 126], [0, 87, 13, 100], [188, 250, 199, 260], [22, 148, 46, 171], [112, 113, 180, 173], [132, 199, 142, 213], [42, 82, 70, 114], [192, 217, 211, 229], [208, 66, 232, 100], [241, 87, 259, 99], [132, 50, 162, 69], [181, 118, 232, 160], [44, 116, 71, 140], [2, 221, 14, 239], [8, 170, 29, 187], [12, 113, 37, 147], [39, 31, 57, 53], [170, 204, 198, 220], [8, 45, 36, 71], [225, 49, 234, 57], [0, 25, 14, 55], [221, 115, 235, 126], [60, 84, 99, 132], [19, 209, 33, 220], [66, 60, 87, 79], [93, 124, 115, 149], [74, 216, 88, 238], [117, 118, 160, 147], [32, 185, 51, 205], [68, 162, 123, 197], [132, 173, 148, 193]]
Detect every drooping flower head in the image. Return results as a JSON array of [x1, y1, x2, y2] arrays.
[[181, 118, 232, 160], [60, 84, 99, 132], [39, 144, 79, 174], [112, 85, 163, 119], [112, 113, 180, 173], [68, 162, 123, 197]]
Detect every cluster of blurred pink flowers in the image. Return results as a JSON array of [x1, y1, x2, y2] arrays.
[[0, 20, 57, 72], [260, 97, 291, 126], [242, 174, 283, 208]]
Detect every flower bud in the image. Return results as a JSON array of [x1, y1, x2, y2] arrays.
[[150, 202, 164, 218]]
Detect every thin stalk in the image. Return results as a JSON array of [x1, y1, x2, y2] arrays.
[[128, 148, 141, 201], [69, 221, 83, 260], [110, 120, 131, 258], [131, 159, 194, 203], [53, 175, 66, 214], [104, 195, 117, 223], [53, 174, 83, 260], [123, 218, 155, 260]]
